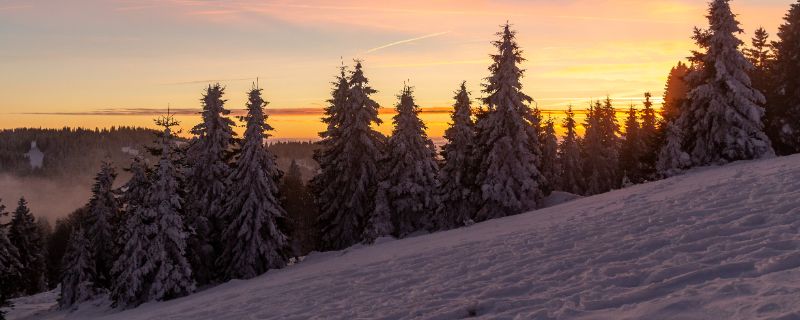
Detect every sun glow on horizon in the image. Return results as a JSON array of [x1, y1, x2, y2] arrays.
[[0, 0, 792, 138]]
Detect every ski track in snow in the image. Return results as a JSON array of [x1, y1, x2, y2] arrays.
[[9, 155, 800, 320]]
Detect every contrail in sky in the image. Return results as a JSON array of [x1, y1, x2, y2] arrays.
[[366, 31, 451, 54]]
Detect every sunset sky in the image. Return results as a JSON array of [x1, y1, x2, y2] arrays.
[[0, 0, 794, 139]]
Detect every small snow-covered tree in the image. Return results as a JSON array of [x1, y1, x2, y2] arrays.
[[540, 117, 560, 195], [680, 0, 773, 165], [59, 227, 95, 309], [472, 24, 545, 221], [84, 161, 119, 289], [435, 82, 476, 230], [185, 83, 236, 284], [8, 197, 46, 295], [657, 121, 692, 177], [315, 61, 385, 250], [771, 2, 800, 154], [217, 87, 289, 280], [558, 107, 583, 194], [364, 86, 439, 241]]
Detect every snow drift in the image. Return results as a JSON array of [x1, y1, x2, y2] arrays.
[[9, 155, 800, 319]]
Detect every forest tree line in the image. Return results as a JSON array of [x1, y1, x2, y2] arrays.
[[2, 0, 799, 316]]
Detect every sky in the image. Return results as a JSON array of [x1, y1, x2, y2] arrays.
[[0, 0, 794, 139]]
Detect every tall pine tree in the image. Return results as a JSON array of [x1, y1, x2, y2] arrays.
[[619, 105, 643, 183], [582, 99, 620, 195], [364, 86, 439, 241], [84, 161, 119, 289], [435, 82, 477, 230], [540, 117, 560, 194], [218, 86, 289, 280], [472, 24, 545, 221], [112, 115, 194, 307], [185, 83, 236, 284], [8, 198, 45, 295], [315, 61, 384, 250], [639, 92, 659, 178], [558, 107, 583, 195], [678, 0, 773, 165], [771, 2, 800, 154]]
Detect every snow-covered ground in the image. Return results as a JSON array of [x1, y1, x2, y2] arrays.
[[8, 155, 800, 320]]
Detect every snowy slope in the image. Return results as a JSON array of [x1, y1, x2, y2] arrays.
[[9, 155, 800, 320]]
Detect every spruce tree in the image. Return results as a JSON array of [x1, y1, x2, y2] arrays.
[[0, 199, 21, 317], [540, 117, 560, 194], [281, 160, 318, 256], [315, 61, 384, 250], [558, 107, 584, 195], [8, 197, 45, 295], [185, 83, 236, 284], [679, 0, 773, 165], [639, 93, 659, 178], [84, 161, 119, 289], [435, 82, 477, 230], [218, 87, 289, 280], [364, 86, 439, 241], [771, 2, 800, 154], [619, 105, 643, 183], [657, 122, 692, 177], [59, 227, 96, 309], [113, 115, 194, 307], [662, 62, 691, 123], [148, 118, 195, 301], [472, 24, 545, 221], [581, 99, 620, 195]]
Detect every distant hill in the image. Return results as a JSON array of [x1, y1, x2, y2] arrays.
[[0, 127, 318, 220]]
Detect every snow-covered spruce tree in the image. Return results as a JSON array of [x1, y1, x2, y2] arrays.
[[120, 156, 150, 216], [771, 2, 800, 155], [113, 115, 194, 308], [619, 105, 643, 183], [472, 24, 545, 221], [364, 86, 439, 242], [84, 161, 119, 289], [679, 0, 773, 165], [0, 199, 22, 316], [8, 197, 46, 295], [59, 227, 96, 309], [185, 83, 236, 284], [639, 93, 659, 178], [558, 107, 584, 195], [315, 61, 384, 250], [540, 117, 560, 195], [743, 27, 774, 103], [217, 87, 289, 280], [147, 119, 195, 301], [435, 82, 477, 230], [115, 156, 150, 257], [657, 122, 692, 177], [581, 99, 620, 195]]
